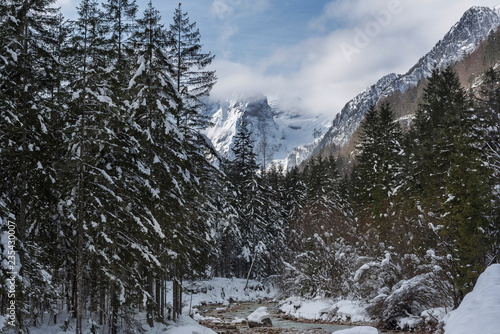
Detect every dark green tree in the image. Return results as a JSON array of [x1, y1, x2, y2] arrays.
[[0, 0, 63, 329], [352, 103, 403, 239], [167, 2, 216, 130], [411, 66, 492, 301]]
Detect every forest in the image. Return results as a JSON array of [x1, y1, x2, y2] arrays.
[[0, 0, 499, 333]]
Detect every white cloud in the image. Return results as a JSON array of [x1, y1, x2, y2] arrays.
[[211, 0, 500, 117]]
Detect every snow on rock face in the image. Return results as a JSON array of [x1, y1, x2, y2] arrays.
[[443, 264, 500, 334], [297, 5, 500, 164], [247, 306, 273, 328], [203, 95, 330, 169], [333, 326, 378, 334]]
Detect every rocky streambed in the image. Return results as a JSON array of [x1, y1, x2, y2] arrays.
[[196, 301, 365, 334]]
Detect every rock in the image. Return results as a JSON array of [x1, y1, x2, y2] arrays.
[[247, 306, 273, 328]]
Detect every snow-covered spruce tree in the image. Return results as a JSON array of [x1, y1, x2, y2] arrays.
[[166, 2, 216, 131], [281, 166, 307, 256], [411, 66, 492, 303], [0, 0, 63, 329], [103, 0, 137, 64], [102, 0, 138, 99], [130, 1, 216, 323], [258, 165, 286, 277], [129, 1, 182, 324], [476, 68, 500, 265], [285, 156, 355, 297], [228, 119, 271, 281], [61, 1, 140, 332], [351, 103, 404, 240]]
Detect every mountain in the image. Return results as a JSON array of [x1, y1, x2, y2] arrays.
[[285, 5, 500, 167], [203, 95, 330, 167]]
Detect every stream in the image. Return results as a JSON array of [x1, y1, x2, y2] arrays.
[[197, 301, 403, 334]]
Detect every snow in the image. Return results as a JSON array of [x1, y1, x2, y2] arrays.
[[203, 95, 330, 169], [164, 316, 217, 334], [27, 313, 216, 334], [183, 277, 279, 306], [279, 297, 370, 324], [333, 326, 378, 334], [443, 264, 500, 334], [247, 306, 270, 324]]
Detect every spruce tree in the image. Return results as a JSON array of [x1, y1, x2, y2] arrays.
[[0, 0, 62, 328], [62, 1, 133, 331], [228, 118, 266, 280], [167, 2, 216, 130], [411, 66, 492, 300], [352, 102, 403, 238]]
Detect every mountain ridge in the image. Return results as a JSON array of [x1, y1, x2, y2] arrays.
[[285, 5, 500, 168], [203, 5, 500, 170]]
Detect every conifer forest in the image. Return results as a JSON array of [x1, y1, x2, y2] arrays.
[[0, 0, 499, 333]]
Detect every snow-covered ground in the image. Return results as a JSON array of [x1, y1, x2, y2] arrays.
[[14, 267, 500, 333], [279, 297, 371, 324], [443, 264, 500, 334], [182, 277, 280, 307]]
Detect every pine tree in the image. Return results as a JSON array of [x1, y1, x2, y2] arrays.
[[475, 68, 500, 266], [167, 2, 216, 130], [228, 119, 265, 280], [285, 156, 354, 296], [62, 1, 131, 331], [103, 0, 138, 103], [0, 0, 63, 328], [411, 66, 492, 301], [352, 103, 403, 238], [103, 0, 137, 63]]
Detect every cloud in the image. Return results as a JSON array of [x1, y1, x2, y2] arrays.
[[210, 0, 269, 20], [211, 0, 500, 117], [211, 0, 234, 20]]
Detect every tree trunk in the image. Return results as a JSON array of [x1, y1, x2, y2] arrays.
[[146, 272, 154, 327], [172, 278, 178, 322]]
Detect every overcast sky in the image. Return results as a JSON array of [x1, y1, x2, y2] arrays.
[[56, 0, 500, 117]]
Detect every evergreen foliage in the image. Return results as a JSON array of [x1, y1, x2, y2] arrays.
[[167, 2, 216, 131], [0, 2, 499, 332]]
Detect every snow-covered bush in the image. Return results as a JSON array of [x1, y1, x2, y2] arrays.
[[358, 250, 454, 331]]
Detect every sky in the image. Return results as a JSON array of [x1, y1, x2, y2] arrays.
[[56, 0, 500, 117]]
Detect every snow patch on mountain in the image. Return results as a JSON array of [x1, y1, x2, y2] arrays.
[[203, 95, 330, 168], [290, 5, 500, 165]]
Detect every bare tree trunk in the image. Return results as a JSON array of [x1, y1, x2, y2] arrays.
[[146, 272, 154, 327], [172, 278, 178, 322]]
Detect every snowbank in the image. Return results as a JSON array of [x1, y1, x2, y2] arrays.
[[183, 277, 279, 306], [279, 297, 371, 324], [444, 264, 500, 334], [334, 326, 378, 334], [165, 316, 217, 334]]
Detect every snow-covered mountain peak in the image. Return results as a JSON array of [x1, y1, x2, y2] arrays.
[[203, 96, 330, 167], [286, 5, 500, 168], [203, 5, 500, 170]]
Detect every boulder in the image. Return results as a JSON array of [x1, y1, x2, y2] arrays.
[[247, 306, 273, 328]]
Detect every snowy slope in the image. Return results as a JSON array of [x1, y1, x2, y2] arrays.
[[290, 5, 500, 166], [443, 264, 500, 334], [203, 95, 330, 168]]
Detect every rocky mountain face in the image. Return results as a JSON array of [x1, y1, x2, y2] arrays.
[[203, 95, 330, 168], [204, 6, 500, 170], [287, 5, 500, 167]]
